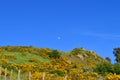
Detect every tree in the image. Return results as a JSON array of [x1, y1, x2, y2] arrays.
[[105, 57, 111, 63], [113, 48, 120, 63]]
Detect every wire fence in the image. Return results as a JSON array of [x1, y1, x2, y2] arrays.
[[0, 66, 67, 80]]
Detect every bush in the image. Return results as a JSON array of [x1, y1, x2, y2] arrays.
[[94, 62, 114, 76], [105, 73, 120, 80], [5, 54, 17, 60], [71, 48, 85, 55], [114, 63, 120, 74], [82, 67, 93, 72], [47, 50, 61, 59], [50, 70, 65, 76], [28, 58, 39, 63]]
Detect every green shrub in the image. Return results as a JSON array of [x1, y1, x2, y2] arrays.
[[94, 61, 114, 76], [47, 50, 61, 59], [50, 70, 65, 76], [114, 63, 120, 74], [28, 58, 39, 63]]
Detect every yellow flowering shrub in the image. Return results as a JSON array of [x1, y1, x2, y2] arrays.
[[104, 73, 120, 80]]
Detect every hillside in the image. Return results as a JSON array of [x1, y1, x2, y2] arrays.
[[0, 46, 106, 80]]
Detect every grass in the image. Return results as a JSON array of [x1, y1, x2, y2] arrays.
[[2, 51, 50, 64]]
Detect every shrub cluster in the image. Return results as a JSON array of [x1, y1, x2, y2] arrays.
[[94, 62, 120, 76]]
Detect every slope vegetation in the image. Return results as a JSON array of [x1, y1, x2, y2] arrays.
[[0, 46, 106, 80]]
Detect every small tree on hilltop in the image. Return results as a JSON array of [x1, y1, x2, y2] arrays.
[[113, 48, 120, 63], [105, 57, 111, 63]]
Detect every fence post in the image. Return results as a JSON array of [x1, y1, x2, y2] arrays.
[[29, 71, 31, 80], [18, 70, 20, 80], [0, 66, 1, 80], [42, 72, 45, 80], [4, 68, 7, 80], [64, 75, 67, 80], [10, 70, 13, 80]]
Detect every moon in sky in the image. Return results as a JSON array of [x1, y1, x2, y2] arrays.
[[57, 37, 61, 40]]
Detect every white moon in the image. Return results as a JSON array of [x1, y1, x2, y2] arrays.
[[57, 37, 61, 40]]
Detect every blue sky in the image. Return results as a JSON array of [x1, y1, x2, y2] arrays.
[[0, 0, 120, 63]]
